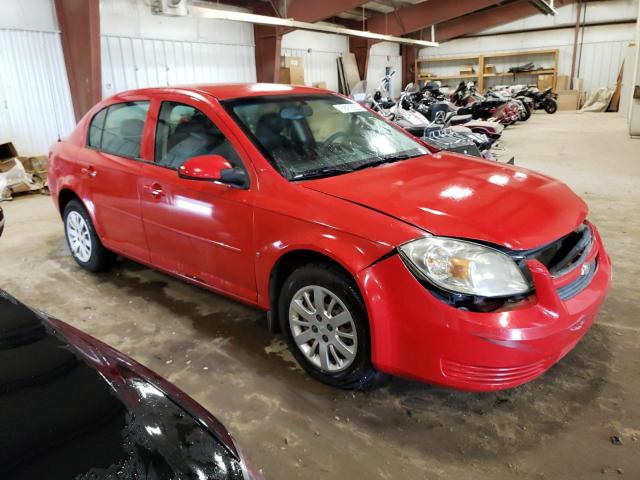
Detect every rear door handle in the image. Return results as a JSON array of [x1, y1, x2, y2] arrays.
[[144, 183, 164, 199], [80, 166, 97, 178]]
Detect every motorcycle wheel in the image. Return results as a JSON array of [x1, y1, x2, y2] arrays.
[[544, 99, 558, 114], [520, 104, 532, 121]]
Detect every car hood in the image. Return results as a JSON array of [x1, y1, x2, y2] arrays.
[[0, 291, 245, 480], [303, 153, 587, 250]]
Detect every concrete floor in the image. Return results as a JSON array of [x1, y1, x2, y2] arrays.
[[1, 111, 639, 479]]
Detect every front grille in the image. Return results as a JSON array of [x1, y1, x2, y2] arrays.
[[524, 223, 593, 276], [441, 358, 547, 386], [557, 259, 598, 301]]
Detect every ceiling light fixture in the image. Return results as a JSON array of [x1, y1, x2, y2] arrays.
[[529, 0, 559, 15], [189, 4, 439, 47]]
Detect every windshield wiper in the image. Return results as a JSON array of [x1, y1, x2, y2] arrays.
[[351, 152, 423, 171], [292, 166, 354, 181]]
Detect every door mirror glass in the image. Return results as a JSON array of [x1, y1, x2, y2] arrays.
[[178, 155, 232, 182]]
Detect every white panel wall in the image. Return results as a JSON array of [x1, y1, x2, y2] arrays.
[[0, 0, 58, 31], [420, 1, 638, 95], [281, 32, 404, 95], [367, 42, 403, 97], [0, 28, 75, 155], [100, 0, 256, 97], [282, 30, 349, 92], [482, 0, 638, 35], [420, 24, 635, 94]]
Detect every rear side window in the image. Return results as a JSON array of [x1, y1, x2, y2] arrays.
[[88, 108, 107, 148], [88, 101, 149, 159], [154, 101, 242, 170]]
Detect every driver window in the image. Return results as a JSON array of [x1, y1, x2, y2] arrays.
[[155, 101, 242, 170]]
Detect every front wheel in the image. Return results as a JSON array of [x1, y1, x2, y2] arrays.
[[278, 263, 389, 390], [544, 98, 558, 114], [63, 200, 116, 272]]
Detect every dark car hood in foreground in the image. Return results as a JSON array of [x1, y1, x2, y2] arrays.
[[0, 291, 244, 480], [303, 153, 588, 250]]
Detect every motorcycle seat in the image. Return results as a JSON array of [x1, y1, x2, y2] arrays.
[[449, 114, 473, 125]]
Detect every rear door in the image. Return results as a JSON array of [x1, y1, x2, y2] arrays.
[[138, 95, 256, 301], [82, 99, 150, 262]]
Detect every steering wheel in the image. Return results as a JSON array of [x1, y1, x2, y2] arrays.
[[321, 131, 349, 151]]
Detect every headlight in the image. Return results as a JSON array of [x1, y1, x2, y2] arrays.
[[399, 237, 529, 297]]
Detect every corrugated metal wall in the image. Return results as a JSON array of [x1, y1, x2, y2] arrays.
[[367, 42, 403, 97], [101, 35, 256, 97], [282, 30, 349, 92], [418, 24, 635, 94], [0, 29, 75, 155]]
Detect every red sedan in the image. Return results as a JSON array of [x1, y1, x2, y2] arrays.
[[48, 84, 611, 391]]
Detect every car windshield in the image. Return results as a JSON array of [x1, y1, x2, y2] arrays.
[[225, 94, 429, 180]]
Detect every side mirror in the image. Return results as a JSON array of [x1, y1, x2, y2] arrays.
[[179, 155, 249, 188], [179, 155, 232, 182]]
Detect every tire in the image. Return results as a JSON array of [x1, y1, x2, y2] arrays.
[[520, 103, 532, 121], [544, 98, 558, 114], [278, 263, 389, 390], [63, 199, 116, 272]]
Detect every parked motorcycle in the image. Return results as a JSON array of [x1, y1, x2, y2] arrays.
[[450, 81, 520, 125], [350, 79, 497, 160], [524, 86, 558, 113], [486, 86, 533, 121]]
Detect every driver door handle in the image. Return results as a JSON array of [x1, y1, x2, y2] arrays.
[[80, 165, 97, 178], [144, 183, 164, 199]]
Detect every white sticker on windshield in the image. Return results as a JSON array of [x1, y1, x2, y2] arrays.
[[333, 103, 366, 113]]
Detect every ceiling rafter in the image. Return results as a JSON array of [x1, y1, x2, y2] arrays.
[[283, 0, 370, 23], [365, 0, 505, 37], [434, 0, 575, 42]]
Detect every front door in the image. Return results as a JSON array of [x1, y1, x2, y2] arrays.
[[139, 98, 256, 301]]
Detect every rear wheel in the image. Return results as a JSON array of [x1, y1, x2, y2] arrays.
[[278, 263, 389, 390], [63, 200, 116, 272], [544, 98, 558, 114]]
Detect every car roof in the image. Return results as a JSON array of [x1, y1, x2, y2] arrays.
[[121, 83, 336, 101]]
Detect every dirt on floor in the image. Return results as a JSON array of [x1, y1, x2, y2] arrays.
[[1, 112, 639, 479]]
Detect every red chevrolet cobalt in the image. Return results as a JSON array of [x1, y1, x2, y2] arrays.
[[49, 84, 611, 391]]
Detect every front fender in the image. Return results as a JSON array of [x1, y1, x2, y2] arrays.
[[253, 208, 393, 309]]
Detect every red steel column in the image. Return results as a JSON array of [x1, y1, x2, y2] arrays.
[[349, 37, 372, 80], [253, 3, 282, 83], [402, 44, 417, 89], [54, 0, 101, 122]]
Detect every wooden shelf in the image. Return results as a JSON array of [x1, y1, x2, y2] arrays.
[[417, 73, 479, 80], [415, 54, 480, 63], [483, 49, 559, 59], [415, 49, 559, 91], [483, 68, 556, 78]]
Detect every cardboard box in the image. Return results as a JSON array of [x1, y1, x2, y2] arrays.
[[283, 56, 303, 69], [537, 74, 554, 90], [282, 56, 305, 85], [279, 67, 291, 85], [556, 75, 569, 90], [0, 159, 17, 173], [18, 155, 48, 174], [0, 142, 18, 162], [556, 90, 580, 110], [484, 64, 496, 74], [459, 65, 475, 75]]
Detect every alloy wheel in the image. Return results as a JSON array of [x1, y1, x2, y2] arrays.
[[66, 211, 92, 263], [288, 285, 358, 372]]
